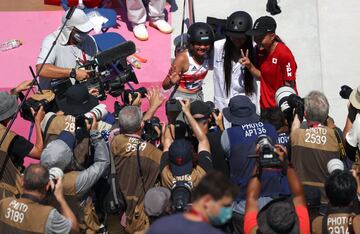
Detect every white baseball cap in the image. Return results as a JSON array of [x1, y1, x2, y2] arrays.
[[58, 8, 94, 44]]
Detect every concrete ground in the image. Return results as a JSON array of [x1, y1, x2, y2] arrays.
[[168, 0, 360, 128]]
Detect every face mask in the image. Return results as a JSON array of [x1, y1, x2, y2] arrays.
[[73, 32, 87, 43], [208, 206, 233, 226]]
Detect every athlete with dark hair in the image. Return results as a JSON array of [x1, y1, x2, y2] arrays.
[[162, 22, 215, 102]]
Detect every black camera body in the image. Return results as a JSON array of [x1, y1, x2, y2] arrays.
[[20, 90, 57, 122], [142, 116, 161, 142], [339, 85, 353, 99], [166, 99, 182, 115], [123, 87, 148, 105], [171, 181, 192, 213], [287, 94, 305, 121], [257, 135, 282, 168]]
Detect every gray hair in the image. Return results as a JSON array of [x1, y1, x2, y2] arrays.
[[118, 106, 143, 134], [304, 90, 329, 123]]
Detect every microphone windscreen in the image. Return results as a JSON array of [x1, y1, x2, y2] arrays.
[[95, 41, 136, 66]]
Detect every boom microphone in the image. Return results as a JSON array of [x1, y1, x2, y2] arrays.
[[66, 6, 76, 20]]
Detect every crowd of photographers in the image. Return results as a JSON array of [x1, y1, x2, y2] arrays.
[[2, 6, 360, 234]]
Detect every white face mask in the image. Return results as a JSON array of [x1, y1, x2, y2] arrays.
[[73, 32, 87, 43]]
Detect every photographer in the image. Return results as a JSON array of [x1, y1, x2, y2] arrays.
[[221, 95, 289, 233], [147, 171, 237, 234], [110, 106, 162, 234], [36, 8, 97, 89], [244, 145, 310, 234], [343, 85, 360, 161], [291, 91, 341, 204], [189, 100, 229, 176], [40, 118, 110, 233], [0, 164, 79, 234], [161, 100, 213, 190], [0, 81, 45, 199], [312, 170, 360, 233], [41, 84, 111, 170]]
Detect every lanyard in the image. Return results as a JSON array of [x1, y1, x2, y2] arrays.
[[187, 208, 209, 223], [82, 50, 87, 63]]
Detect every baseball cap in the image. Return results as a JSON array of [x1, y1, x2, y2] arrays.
[[257, 198, 299, 234], [0, 92, 17, 122], [246, 16, 277, 37], [223, 95, 259, 126], [41, 131, 75, 170], [144, 187, 171, 217], [59, 8, 94, 44], [169, 139, 193, 176], [349, 85, 360, 109], [190, 101, 212, 119]]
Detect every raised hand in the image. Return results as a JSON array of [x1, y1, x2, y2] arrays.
[[146, 87, 165, 109], [239, 49, 252, 69], [167, 65, 181, 85]]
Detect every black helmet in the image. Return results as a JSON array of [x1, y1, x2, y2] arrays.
[[225, 11, 252, 38], [187, 22, 215, 44]]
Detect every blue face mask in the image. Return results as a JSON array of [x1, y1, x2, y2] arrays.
[[73, 32, 87, 43], [208, 206, 233, 226]]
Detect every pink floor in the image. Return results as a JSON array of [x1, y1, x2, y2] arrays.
[[0, 6, 172, 165]]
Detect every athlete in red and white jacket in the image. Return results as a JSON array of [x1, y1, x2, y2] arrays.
[[162, 22, 214, 102]]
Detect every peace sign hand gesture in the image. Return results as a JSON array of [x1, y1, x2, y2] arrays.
[[239, 49, 252, 69]]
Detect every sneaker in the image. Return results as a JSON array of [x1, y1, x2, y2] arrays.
[[133, 24, 148, 41], [150, 19, 173, 34]]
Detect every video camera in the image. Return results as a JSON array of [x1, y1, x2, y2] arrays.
[[256, 135, 282, 168], [171, 180, 192, 213], [51, 41, 146, 102]]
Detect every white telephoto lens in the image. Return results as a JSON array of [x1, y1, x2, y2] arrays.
[[49, 167, 64, 180], [327, 159, 344, 174]]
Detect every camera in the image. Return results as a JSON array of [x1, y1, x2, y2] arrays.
[[123, 87, 148, 105], [287, 94, 304, 121], [339, 85, 353, 99], [257, 135, 282, 168], [50, 78, 73, 99], [75, 104, 108, 140], [142, 116, 162, 142], [275, 86, 304, 122], [20, 90, 57, 122], [50, 41, 139, 101], [49, 167, 64, 181], [171, 181, 192, 213], [205, 101, 220, 128], [166, 99, 182, 115]]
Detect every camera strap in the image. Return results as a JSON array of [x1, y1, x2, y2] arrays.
[[135, 143, 146, 194], [21, 193, 42, 204], [333, 128, 349, 168], [108, 144, 122, 210], [168, 84, 179, 100]]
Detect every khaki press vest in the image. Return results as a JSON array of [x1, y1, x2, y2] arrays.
[[45, 115, 90, 169], [0, 124, 23, 199], [61, 171, 100, 233], [0, 197, 53, 234]]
